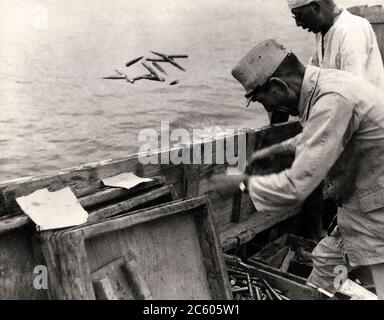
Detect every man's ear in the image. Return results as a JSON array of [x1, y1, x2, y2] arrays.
[[268, 77, 289, 93], [310, 1, 321, 14]]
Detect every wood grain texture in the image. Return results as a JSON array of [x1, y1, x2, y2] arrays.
[[0, 123, 300, 218], [87, 185, 174, 224], [0, 227, 47, 300], [0, 177, 170, 235], [220, 209, 302, 252], [0, 122, 310, 299], [122, 259, 153, 300], [57, 230, 95, 300], [0, 214, 30, 236], [81, 197, 208, 239], [93, 277, 119, 300], [91, 256, 135, 300], [194, 200, 232, 300], [182, 164, 200, 199], [39, 231, 65, 299], [50, 197, 229, 300], [80, 176, 166, 209]]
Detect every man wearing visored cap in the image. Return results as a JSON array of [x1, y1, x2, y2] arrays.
[[210, 39, 384, 299], [288, 0, 384, 90], [287, 0, 384, 265]]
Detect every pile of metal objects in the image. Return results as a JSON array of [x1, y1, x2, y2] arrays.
[[224, 254, 290, 301]]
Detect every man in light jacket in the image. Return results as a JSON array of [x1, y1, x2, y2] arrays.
[[288, 0, 384, 89], [212, 39, 384, 298]]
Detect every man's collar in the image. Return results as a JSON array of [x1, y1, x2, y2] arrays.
[[298, 65, 320, 125], [333, 7, 346, 26], [320, 7, 344, 38]]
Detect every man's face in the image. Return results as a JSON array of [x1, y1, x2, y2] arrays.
[[291, 3, 321, 33], [250, 80, 300, 116]]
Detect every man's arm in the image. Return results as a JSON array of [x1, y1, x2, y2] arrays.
[[247, 94, 355, 212], [246, 133, 301, 173]]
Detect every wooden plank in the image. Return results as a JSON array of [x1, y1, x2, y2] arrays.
[[122, 259, 153, 300], [0, 214, 30, 236], [80, 175, 166, 209], [84, 212, 212, 299], [93, 277, 119, 300], [231, 129, 257, 223], [87, 185, 174, 223], [91, 256, 135, 300], [220, 210, 302, 252], [194, 200, 232, 300], [81, 197, 208, 239], [279, 249, 296, 273], [39, 231, 65, 299], [57, 230, 95, 300], [231, 193, 255, 223], [91, 256, 126, 282], [182, 164, 200, 199]]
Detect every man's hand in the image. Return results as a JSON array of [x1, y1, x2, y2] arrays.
[[246, 143, 295, 174], [207, 174, 246, 198], [248, 147, 278, 167]]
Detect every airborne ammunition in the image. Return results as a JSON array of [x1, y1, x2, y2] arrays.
[[150, 50, 186, 71], [146, 55, 188, 62], [141, 62, 165, 81], [125, 56, 144, 67], [131, 74, 162, 83], [103, 75, 128, 80], [152, 62, 168, 75], [169, 80, 179, 86], [114, 69, 134, 83], [168, 55, 188, 58], [146, 58, 167, 62]]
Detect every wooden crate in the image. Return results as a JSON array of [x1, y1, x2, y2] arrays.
[[41, 197, 232, 300], [248, 234, 318, 280]]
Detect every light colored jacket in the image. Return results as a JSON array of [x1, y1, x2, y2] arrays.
[[312, 8, 384, 90], [248, 65, 384, 265]]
